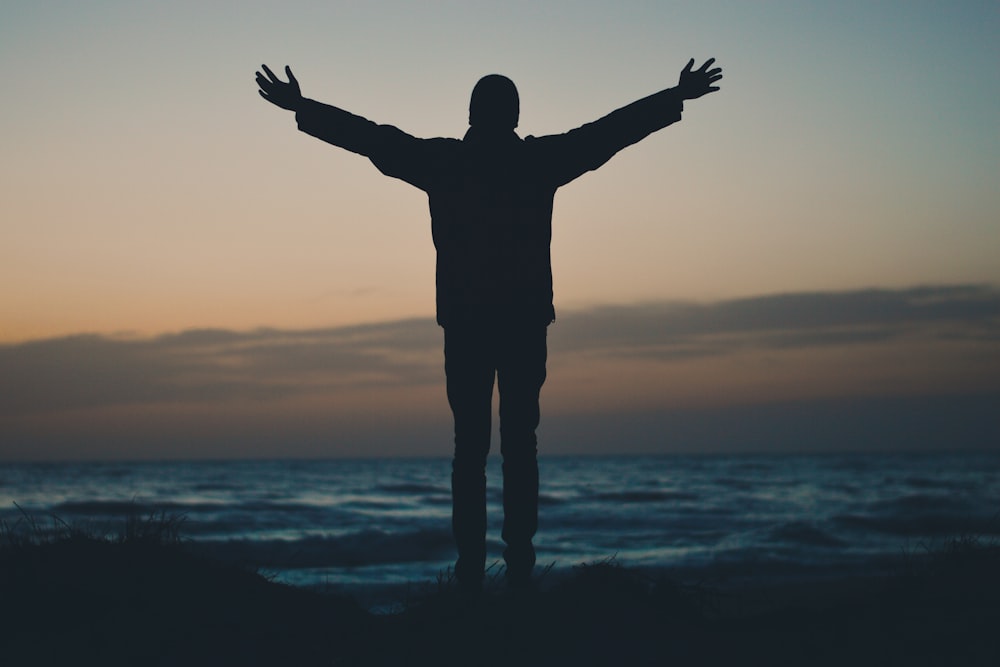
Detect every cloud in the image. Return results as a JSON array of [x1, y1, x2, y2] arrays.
[[553, 284, 1000, 358], [1, 285, 997, 417], [0, 319, 443, 417]]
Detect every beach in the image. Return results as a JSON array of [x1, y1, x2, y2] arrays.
[[2, 527, 998, 666]]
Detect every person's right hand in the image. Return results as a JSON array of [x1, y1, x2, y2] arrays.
[[256, 65, 303, 111]]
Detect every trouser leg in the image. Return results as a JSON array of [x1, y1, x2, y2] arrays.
[[498, 325, 547, 582], [444, 327, 494, 588]]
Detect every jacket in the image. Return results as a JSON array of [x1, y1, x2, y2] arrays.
[[295, 88, 683, 327]]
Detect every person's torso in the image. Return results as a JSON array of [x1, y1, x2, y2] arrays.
[[427, 135, 557, 326]]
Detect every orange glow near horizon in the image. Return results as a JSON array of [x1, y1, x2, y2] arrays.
[[3, 294, 998, 460]]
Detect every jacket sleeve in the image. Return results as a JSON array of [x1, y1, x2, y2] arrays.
[[531, 88, 684, 188], [295, 99, 436, 191]]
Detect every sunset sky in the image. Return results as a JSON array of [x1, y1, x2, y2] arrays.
[[2, 1, 998, 460]]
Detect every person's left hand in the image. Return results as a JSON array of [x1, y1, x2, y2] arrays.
[[256, 64, 303, 111], [676, 58, 723, 100]]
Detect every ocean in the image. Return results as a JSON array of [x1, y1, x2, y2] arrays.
[[2, 453, 998, 606]]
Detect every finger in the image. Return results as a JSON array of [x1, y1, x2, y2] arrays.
[[285, 66, 298, 85], [262, 63, 279, 83], [682, 58, 694, 73], [709, 74, 723, 83], [698, 58, 716, 72], [706, 68, 722, 77], [256, 73, 274, 92]]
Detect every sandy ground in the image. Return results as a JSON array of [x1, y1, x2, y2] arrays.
[[2, 535, 998, 666]]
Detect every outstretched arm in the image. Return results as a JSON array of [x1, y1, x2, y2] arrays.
[[256, 63, 410, 155], [596, 57, 723, 140], [255, 63, 380, 153], [255, 64, 436, 189], [538, 58, 723, 186], [591, 57, 723, 139]]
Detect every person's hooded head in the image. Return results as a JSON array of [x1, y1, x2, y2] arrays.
[[468, 74, 519, 132]]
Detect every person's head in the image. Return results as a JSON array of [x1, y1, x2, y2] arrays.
[[468, 74, 519, 131]]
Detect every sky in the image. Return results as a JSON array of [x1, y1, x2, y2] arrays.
[[1, 1, 998, 460]]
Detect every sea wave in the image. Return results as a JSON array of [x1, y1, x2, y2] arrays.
[[188, 528, 454, 568], [833, 513, 999, 537], [374, 483, 446, 494], [592, 490, 699, 503], [767, 521, 846, 548], [3, 453, 997, 591], [47, 499, 355, 516]]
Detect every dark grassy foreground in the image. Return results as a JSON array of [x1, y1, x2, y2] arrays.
[[2, 518, 998, 666]]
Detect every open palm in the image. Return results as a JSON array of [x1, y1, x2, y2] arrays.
[[677, 58, 723, 100], [256, 64, 303, 111]]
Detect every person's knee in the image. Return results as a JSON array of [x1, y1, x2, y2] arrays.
[[500, 440, 538, 468], [452, 448, 489, 475], [500, 417, 538, 447]]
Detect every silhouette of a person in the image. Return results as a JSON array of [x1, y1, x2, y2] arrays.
[[256, 60, 722, 592]]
